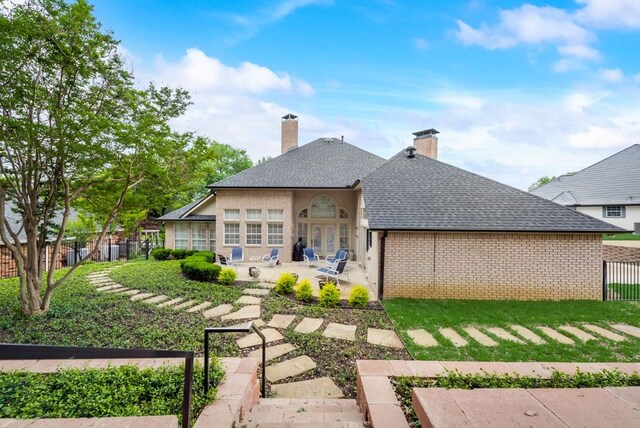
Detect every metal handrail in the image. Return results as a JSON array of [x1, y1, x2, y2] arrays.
[[0, 343, 194, 428], [204, 322, 266, 398]]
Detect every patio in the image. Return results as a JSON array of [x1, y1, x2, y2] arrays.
[[228, 260, 376, 301]]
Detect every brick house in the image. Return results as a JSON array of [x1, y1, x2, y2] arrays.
[[159, 114, 623, 300]]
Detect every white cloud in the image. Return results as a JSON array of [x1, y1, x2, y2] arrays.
[[557, 43, 600, 60], [600, 67, 624, 83], [415, 38, 429, 50], [576, 0, 640, 29]]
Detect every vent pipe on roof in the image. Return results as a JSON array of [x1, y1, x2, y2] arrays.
[[412, 128, 439, 159], [281, 113, 298, 154], [406, 146, 417, 158]]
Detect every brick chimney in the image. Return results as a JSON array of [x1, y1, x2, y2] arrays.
[[412, 128, 439, 159], [281, 113, 298, 154]]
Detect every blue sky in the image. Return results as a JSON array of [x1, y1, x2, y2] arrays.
[[92, 0, 640, 189]]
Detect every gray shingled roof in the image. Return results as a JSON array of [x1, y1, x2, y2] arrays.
[[531, 144, 640, 206], [2, 200, 79, 244], [208, 138, 386, 189], [362, 149, 624, 232], [157, 198, 215, 221]]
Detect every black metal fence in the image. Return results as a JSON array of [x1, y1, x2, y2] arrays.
[[603, 261, 640, 301]]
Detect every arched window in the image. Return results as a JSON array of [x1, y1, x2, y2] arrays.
[[339, 208, 349, 219], [298, 208, 308, 218], [310, 195, 336, 218]]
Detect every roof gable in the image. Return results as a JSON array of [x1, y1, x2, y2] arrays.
[[208, 138, 386, 189], [362, 149, 624, 233]]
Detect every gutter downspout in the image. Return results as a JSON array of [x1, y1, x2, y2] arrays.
[[378, 230, 387, 301]]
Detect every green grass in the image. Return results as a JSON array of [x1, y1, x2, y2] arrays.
[[609, 283, 640, 300], [382, 299, 640, 362], [603, 233, 640, 240]]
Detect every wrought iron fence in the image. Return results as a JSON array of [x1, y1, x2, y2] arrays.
[[603, 261, 640, 301]]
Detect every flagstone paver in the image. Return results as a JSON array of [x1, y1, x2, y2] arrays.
[[156, 297, 185, 308], [96, 284, 123, 292], [407, 329, 439, 347], [539, 326, 575, 345], [256, 282, 276, 289], [172, 300, 197, 311], [235, 295, 262, 305], [439, 328, 468, 347], [142, 295, 170, 304], [611, 324, 640, 339], [131, 293, 154, 301], [186, 301, 212, 313], [237, 328, 284, 349], [485, 327, 525, 344], [202, 304, 233, 319], [323, 323, 357, 341], [270, 377, 344, 399], [463, 327, 498, 346], [294, 317, 324, 334], [267, 314, 297, 329], [103, 287, 127, 293], [558, 325, 597, 342], [221, 305, 261, 321], [120, 289, 140, 296], [266, 356, 317, 382], [226, 319, 266, 329], [511, 325, 546, 344], [248, 343, 297, 361], [243, 288, 270, 297], [367, 328, 404, 349], [582, 324, 626, 342]]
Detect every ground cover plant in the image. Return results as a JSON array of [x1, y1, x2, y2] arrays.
[[393, 370, 640, 427], [0, 364, 223, 425], [383, 299, 640, 362]]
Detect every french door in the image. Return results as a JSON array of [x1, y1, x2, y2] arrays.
[[311, 224, 336, 256]]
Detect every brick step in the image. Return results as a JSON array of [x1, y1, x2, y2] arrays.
[[242, 398, 365, 427]]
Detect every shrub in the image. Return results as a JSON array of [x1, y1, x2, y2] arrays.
[[217, 268, 237, 285], [274, 272, 297, 294], [195, 251, 214, 263], [348, 285, 369, 308], [296, 279, 313, 302], [319, 282, 340, 307], [151, 247, 172, 261], [185, 250, 198, 257], [170, 249, 187, 260], [180, 260, 221, 282]]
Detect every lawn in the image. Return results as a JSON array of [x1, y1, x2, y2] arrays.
[[383, 299, 640, 362], [603, 233, 640, 240]]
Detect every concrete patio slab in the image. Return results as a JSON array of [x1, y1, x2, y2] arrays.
[[156, 297, 184, 308], [367, 328, 404, 348], [265, 355, 317, 382], [582, 324, 627, 342], [130, 293, 154, 301], [243, 288, 269, 296], [221, 305, 261, 321], [558, 325, 597, 342], [271, 377, 344, 399], [186, 301, 212, 313], [172, 300, 197, 310], [235, 295, 261, 305], [539, 326, 574, 345], [510, 325, 546, 344], [236, 328, 284, 349], [463, 327, 497, 346], [406, 329, 439, 347], [267, 314, 297, 329], [605, 386, 640, 407], [142, 295, 169, 304], [294, 317, 324, 334], [248, 343, 296, 361], [202, 304, 233, 319], [439, 328, 468, 347], [611, 324, 640, 339], [323, 323, 357, 341], [485, 327, 524, 344]]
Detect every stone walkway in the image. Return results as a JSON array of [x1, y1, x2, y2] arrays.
[[86, 268, 404, 399], [406, 323, 640, 348]]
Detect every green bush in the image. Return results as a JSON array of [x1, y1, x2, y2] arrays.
[[195, 251, 214, 263], [274, 272, 297, 294], [296, 279, 313, 302], [170, 249, 187, 260], [180, 259, 221, 282], [185, 250, 198, 257], [217, 268, 236, 285], [150, 247, 172, 261], [348, 285, 369, 308], [319, 282, 340, 307]]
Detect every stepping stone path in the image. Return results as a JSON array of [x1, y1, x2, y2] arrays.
[[611, 324, 640, 339], [439, 327, 468, 347], [294, 317, 324, 334], [407, 329, 438, 347], [270, 377, 344, 399], [142, 295, 169, 305], [173, 300, 197, 311], [235, 295, 261, 305], [582, 324, 626, 342], [267, 314, 296, 329], [202, 304, 233, 319], [120, 289, 141, 296], [266, 355, 317, 382], [221, 305, 261, 321], [511, 325, 546, 345], [157, 297, 184, 308], [131, 293, 154, 301], [186, 301, 212, 313], [323, 323, 357, 341], [367, 328, 404, 348], [248, 343, 296, 361], [558, 325, 597, 342], [96, 284, 122, 292], [237, 328, 284, 349], [539, 326, 575, 345], [485, 327, 525, 344], [243, 288, 269, 296], [463, 327, 498, 347], [104, 287, 128, 293]]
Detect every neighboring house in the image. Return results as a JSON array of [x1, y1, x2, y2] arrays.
[[159, 114, 622, 300], [530, 144, 640, 231]]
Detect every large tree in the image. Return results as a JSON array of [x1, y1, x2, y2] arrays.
[[0, 0, 189, 316]]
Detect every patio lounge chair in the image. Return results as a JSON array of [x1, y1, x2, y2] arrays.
[[230, 247, 244, 263], [218, 254, 237, 272], [303, 247, 320, 268], [325, 249, 348, 265], [315, 259, 349, 285], [262, 248, 280, 267]]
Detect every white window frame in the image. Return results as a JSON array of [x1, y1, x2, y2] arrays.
[[246, 209, 262, 221], [267, 209, 284, 221], [209, 222, 216, 252], [175, 223, 189, 250], [246, 223, 262, 246], [191, 222, 207, 251], [339, 223, 349, 250], [604, 206, 624, 218], [224, 222, 240, 246], [224, 209, 240, 220], [268, 223, 284, 246]]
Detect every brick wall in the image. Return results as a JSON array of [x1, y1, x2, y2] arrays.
[[382, 232, 602, 300], [215, 190, 294, 262], [603, 244, 640, 262]]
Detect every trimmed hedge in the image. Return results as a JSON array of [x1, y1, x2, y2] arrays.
[[151, 247, 172, 261], [170, 249, 187, 260], [180, 252, 219, 281]]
